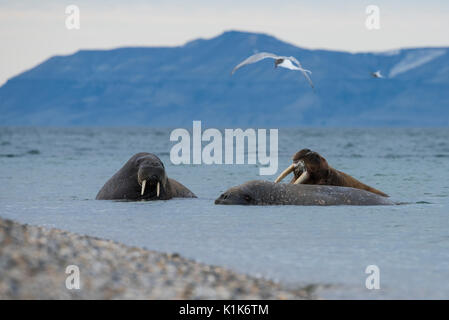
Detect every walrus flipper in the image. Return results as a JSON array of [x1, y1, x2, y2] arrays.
[[168, 178, 197, 198]]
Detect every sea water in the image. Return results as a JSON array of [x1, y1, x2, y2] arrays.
[[1, 127, 448, 299]]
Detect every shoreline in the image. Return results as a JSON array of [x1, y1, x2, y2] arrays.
[[0, 217, 316, 299]]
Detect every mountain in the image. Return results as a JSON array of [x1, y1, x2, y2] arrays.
[[1, 30, 448, 126]]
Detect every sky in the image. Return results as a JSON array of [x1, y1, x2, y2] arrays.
[[0, 0, 448, 85]]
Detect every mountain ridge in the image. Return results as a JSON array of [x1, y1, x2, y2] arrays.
[[1, 30, 448, 126]]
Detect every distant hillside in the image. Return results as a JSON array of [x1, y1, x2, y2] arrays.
[[1, 31, 448, 126]]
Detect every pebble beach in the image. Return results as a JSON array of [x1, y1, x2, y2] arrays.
[[0, 217, 315, 300]]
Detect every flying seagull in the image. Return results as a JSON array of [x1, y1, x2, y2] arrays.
[[231, 52, 314, 89], [371, 70, 384, 78]]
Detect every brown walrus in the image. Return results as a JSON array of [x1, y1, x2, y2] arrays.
[[274, 149, 388, 197]]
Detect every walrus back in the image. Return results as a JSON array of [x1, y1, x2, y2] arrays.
[[95, 174, 131, 200], [168, 178, 197, 198], [334, 169, 389, 197], [280, 183, 394, 206]]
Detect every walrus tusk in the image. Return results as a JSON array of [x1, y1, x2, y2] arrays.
[[141, 180, 147, 195], [156, 182, 160, 198], [275, 164, 295, 183], [294, 171, 310, 184]]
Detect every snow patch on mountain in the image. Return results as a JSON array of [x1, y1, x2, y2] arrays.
[[389, 49, 446, 78]]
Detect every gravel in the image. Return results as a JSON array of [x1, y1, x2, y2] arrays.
[[0, 217, 316, 299]]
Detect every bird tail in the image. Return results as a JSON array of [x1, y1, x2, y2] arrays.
[[301, 68, 312, 74]]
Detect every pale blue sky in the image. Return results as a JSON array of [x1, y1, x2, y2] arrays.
[[0, 0, 448, 85]]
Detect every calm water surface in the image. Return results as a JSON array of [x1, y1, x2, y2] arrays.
[[1, 127, 448, 299]]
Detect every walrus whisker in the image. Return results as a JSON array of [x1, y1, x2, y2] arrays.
[[141, 180, 147, 195], [274, 164, 295, 183], [295, 160, 305, 171], [157, 181, 160, 198], [294, 171, 309, 184]]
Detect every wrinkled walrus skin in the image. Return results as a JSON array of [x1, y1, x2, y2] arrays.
[[275, 149, 389, 197], [96, 152, 196, 200], [215, 180, 394, 206]]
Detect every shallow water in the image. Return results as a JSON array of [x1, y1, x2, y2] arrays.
[[1, 127, 449, 299]]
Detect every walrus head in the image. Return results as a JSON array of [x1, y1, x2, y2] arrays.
[[215, 180, 265, 205], [275, 149, 329, 185], [133, 153, 169, 200]]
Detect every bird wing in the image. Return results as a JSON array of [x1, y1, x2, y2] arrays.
[[231, 52, 315, 89], [231, 52, 280, 74], [285, 56, 301, 67], [280, 56, 314, 89]]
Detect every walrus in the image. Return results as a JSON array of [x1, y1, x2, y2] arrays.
[[215, 180, 393, 206], [96, 152, 196, 200], [274, 149, 388, 197]]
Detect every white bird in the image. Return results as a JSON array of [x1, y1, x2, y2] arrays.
[[371, 70, 384, 78], [231, 52, 314, 89]]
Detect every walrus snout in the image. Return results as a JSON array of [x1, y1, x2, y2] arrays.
[[293, 160, 306, 176], [276, 149, 328, 185], [140, 177, 162, 197], [215, 193, 246, 205], [275, 160, 309, 184], [138, 166, 166, 183], [215, 189, 254, 205], [214, 193, 228, 205], [137, 165, 167, 198]]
